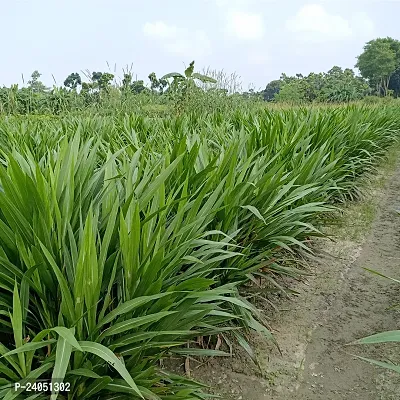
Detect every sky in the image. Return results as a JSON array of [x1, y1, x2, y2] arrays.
[[0, 0, 399, 91]]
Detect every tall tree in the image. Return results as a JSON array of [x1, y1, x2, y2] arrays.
[[64, 73, 82, 90], [389, 68, 400, 97], [356, 38, 399, 96], [27, 70, 48, 93], [262, 80, 281, 101], [148, 73, 168, 94], [91, 72, 114, 91]]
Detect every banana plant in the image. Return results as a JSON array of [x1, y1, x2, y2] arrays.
[[161, 61, 217, 112], [161, 61, 217, 88]]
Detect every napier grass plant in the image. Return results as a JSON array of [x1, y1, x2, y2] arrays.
[[0, 104, 399, 398]]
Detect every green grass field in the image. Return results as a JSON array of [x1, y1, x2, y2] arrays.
[[0, 104, 399, 399]]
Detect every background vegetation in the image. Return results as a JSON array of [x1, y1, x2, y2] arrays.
[[0, 37, 399, 116]]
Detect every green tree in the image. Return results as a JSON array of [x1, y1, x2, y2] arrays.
[[274, 79, 306, 103], [274, 73, 312, 103], [274, 67, 369, 103], [121, 73, 148, 94], [80, 71, 115, 106], [91, 72, 114, 91], [376, 38, 400, 97], [320, 67, 369, 102], [148, 72, 167, 94], [356, 38, 398, 96], [64, 73, 82, 90], [389, 68, 400, 97], [262, 80, 281, 101], [131, 80, 148, 94], [27, 70, 48, 93]]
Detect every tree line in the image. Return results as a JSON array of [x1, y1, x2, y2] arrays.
[[0, 37, 399, 115], [0, 61, 223, 115], [262, 37, 400, 103]]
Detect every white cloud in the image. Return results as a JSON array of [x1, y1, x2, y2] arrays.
[[285, 4, 376, 42], [286, 4, 351, 41], [142, 21, 211, 58], [225, 11, 265, 40]]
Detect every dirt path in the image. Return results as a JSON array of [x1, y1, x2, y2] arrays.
[[191, 151, 400, 399], [289, 166, 400, 399]]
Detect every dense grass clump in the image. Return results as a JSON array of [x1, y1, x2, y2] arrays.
[[0, 105, 399, 399]]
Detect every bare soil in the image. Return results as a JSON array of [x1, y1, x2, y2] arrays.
[[187, 152, 400, 399]]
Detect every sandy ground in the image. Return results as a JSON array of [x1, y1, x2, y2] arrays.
[[186, 151, 400, 399]]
